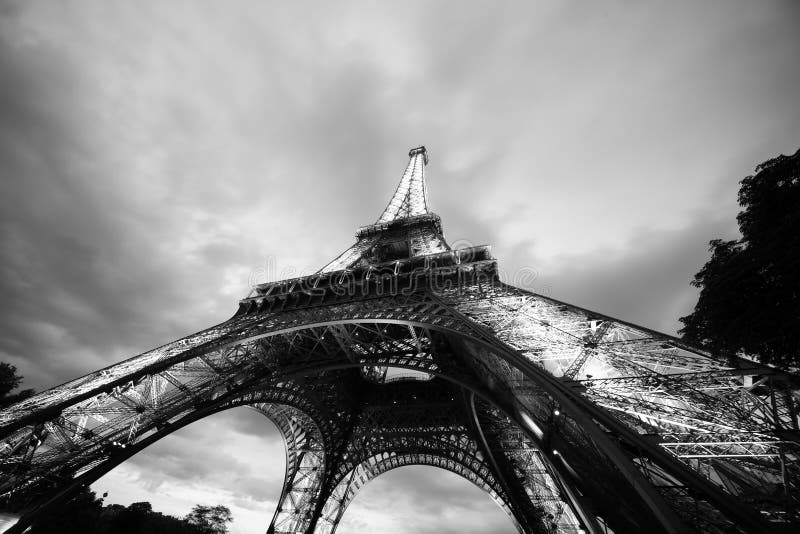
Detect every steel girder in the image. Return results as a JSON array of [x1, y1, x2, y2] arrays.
[[0, 143, 797, 533], [1, 276, 794, 533], [0, 291, 587, 534], [444, 281, 799, 530]]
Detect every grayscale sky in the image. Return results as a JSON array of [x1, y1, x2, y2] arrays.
[[1, 1, 799, 532]]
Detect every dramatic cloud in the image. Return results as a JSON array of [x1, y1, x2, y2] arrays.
[[1, 1, 799, 532]]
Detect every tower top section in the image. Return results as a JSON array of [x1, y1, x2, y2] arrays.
[[375, 146, 430, 224], [314, 145, 455, 273], [408, 145, 429, 164]]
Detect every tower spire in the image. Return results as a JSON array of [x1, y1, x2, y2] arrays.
[[376, 146, 429, 223], [318, 145, 449, 273]]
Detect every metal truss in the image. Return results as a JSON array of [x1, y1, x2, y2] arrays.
[[376, 146, 430, 224], [1, 147, 798, 534], [446, 282, 799, 529]]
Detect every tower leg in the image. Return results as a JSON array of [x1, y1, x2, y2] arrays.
[[256, 404, 327, 534]]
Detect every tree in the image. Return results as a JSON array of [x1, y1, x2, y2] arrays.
[[30, 494, 209, 534], [0, 362, 35, 408], [679, 147, 800, 369], [127, 501, 154, 514], [27, 487, 105, 534], [185, 505, 234, 534]]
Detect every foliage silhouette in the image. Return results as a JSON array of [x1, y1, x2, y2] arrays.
[[680, 147, 800, 370], [0, 362, 34, 409], [185, 504, 234, 534], [24, 486, 231, 534]]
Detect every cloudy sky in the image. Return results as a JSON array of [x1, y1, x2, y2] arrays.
[[1, 1, 799, 532]]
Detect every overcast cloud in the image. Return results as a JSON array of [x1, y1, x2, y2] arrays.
[[1, 1, 799, 532]]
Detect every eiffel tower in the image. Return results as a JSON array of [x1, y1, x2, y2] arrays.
[[1, 146, 798, 534]]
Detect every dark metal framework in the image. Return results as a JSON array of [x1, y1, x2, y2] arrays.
[[1, 147, 798, 533]]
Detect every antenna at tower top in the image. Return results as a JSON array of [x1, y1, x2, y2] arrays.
[[408, 145, 429, 165]]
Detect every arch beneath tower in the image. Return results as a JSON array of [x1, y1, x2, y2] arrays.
[[234, 369, 558, 534], [2, 365, 576, 533], [2, 311, 693, 533], [318, 452, 519, 534]]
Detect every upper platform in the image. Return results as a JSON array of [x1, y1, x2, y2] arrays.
[[318, 146, 458, 273]]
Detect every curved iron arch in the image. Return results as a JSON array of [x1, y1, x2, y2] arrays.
[[1, 353, 574, 534], [317, 453, 520, 534], [3, 385, 331, 533], [1, 307, 759, 532]]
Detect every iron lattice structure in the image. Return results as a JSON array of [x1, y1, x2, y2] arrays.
[[1, 146, 798, 534]]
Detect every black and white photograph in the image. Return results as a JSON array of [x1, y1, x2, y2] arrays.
[[0, 2, 799, 533]]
